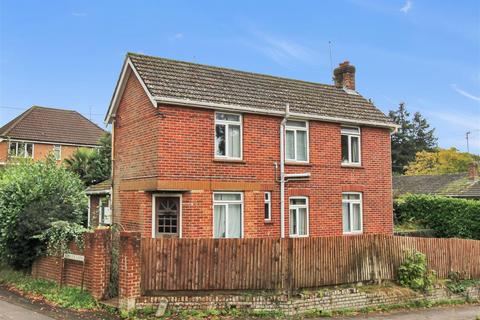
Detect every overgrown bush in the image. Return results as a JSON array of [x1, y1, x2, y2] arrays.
[[394, 194, 480, 240], [36, 221, 88, 257], [397, 250, 436, 292], [0, 156, 87, 269]]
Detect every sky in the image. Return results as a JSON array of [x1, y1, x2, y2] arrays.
[[0, 0, 479, 154]]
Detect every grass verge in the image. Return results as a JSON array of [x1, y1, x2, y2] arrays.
[[0, 266, 98, 310]]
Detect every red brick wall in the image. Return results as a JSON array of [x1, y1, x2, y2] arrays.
[[113, 71, 393, 239], [31, 228, 112, 299]]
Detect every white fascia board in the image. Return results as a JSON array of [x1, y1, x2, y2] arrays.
[[86, 189, 111, 195], [155, 96, 398, 130], [6, 138, 99, 148], [105, 57, 157, 124]]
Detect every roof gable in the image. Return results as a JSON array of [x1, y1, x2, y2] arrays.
[[106, 53, 396, 129], [0, 106, 107, 146]]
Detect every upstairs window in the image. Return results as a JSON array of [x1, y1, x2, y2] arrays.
[[8, 141, 33, 158], [53, 145, 61, 161], [289, 197, 309, 237], [215, 112, 242, 159], [285, 120, 308, 162], [264, 192, 271, 221], [213, 192, 243, 238], [341, 127, 361, 165], [342, 193, 362, 234]]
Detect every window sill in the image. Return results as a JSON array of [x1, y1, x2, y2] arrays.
[[285, 162, 312, 167], [341, 164, 363, 169], [289, 234, 309, 238], [264, 220, 273, 225], [213, 158, 246, 164], [343, 231, 363, 235]]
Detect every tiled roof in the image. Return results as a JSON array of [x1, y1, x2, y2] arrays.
[[86, 179, 111, 194], [0, 106, 107, 146], [393, 173, 480, 199], [127, 53, 394, 126]]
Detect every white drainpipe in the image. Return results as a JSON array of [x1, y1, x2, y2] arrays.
[[280, 103, 290, 238]]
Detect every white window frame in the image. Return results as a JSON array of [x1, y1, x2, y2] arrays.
[[285, 120, 309, 163], [53, 145, 62, 161], [342, 192, 363, 234], [341, 126, 361, 166], [151, 194, 183, 238], [8, 141, 34, 158], [264, 192, 271, 221], [98, 197, 112, 225], [214, 112, 243, 160], [289, 196, 309, 237], [212, 192, 244, 238]]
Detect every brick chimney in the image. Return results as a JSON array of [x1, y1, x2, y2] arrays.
[[468, 162, 478, 181], [334, 61, 356, 90]]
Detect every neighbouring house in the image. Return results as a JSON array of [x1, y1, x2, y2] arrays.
[[393, 163, 480, 200], [0, 105, 106, 165], [86, 179, 112, 227], [105, 53, 398, 239]]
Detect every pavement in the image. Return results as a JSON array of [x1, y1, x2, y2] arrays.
[[339, 304, 480, 320]]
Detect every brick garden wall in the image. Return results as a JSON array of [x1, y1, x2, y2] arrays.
[[31, 228, 112, 300], [113, 71, 393, 239]]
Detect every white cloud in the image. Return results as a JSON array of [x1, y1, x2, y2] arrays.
[[174, 33, 184, 39], [244, 30, 315, 66], [400, 0, 413, 13], [451, 84, 480, 102], [429, 111, 480, 131], [71, 12, 87, 17]]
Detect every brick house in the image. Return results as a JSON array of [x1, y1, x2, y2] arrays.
[[0, 106, 106, 165], [105, 53, 397, 239]]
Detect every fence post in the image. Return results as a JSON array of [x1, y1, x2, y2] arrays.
[[119, 231, 142, 311], [286, 238, 294, 296]]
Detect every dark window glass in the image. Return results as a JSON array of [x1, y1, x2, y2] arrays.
[[341, 135, 349, 162], [215, 124, 226, 156]]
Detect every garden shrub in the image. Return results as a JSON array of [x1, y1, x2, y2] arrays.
[[397, 250, 436, 292], [36, 221, 88, 257], [0, 156, 87, 269], [394, 194, 480, 240]]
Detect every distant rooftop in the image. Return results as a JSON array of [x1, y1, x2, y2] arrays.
[[0, 106, 107, 146]]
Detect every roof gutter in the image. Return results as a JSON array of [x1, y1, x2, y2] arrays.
[[154, 96, 399, 130]]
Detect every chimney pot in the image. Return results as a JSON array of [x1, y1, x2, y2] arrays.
[[334, 61, 356, 91]]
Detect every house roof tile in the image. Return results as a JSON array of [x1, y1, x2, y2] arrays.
[[126, 53, 395, 127], [0, 106, 107, 146]]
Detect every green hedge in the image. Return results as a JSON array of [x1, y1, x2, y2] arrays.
[[394, 194, 480, 240]]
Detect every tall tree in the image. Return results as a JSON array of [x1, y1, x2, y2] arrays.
[[64, 132, 111, 186], [389, 103, 437, 174], [405, 148, 478, 175]]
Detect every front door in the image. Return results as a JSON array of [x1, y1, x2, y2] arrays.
[[155, 196, 180, 238]]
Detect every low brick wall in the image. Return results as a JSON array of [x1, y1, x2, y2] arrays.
[[31, 228, 112, 300], [136, 285, 480, 315]]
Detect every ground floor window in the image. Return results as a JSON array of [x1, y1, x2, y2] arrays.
[[213, 192, 243, 238], [264, 192, 271, 221], [98, 197, 111, 225], [8, 141, 33, 158], [154, 196, 180, 237], [289, 197, 308, 237], [342, 192, 363, 234]]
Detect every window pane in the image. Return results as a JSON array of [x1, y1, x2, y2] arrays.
[[264, 203, 270, 220], [286, 120, 306, 128], [343, 193, 360, 200], [353, 203, 361, 231], [215, 124, 226, 156], [342, 203, 350, 232], [351, 136, 359, 163], [341, 127, 360, 135], [214, 193, 241, 201], [264, 192, 269, 201], [296, 130, 307, 161], [227, 204, 242, 238], [17, 142, 25, 157], [26, 144, 33, 158], [214, 205, 226, 238], [298, 208, 307, 235], [216, 113, 240, 122], [341, 135, 349, 163], [9, 143, 16, 156], [228, 124, 241, 158], [286, 130, 295, 160], [53, 145, 60, 160], [289, 209, 297, 235], [290, 198, 306, 205]]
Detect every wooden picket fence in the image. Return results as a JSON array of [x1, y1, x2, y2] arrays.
[[140, 235, 480, 294]]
